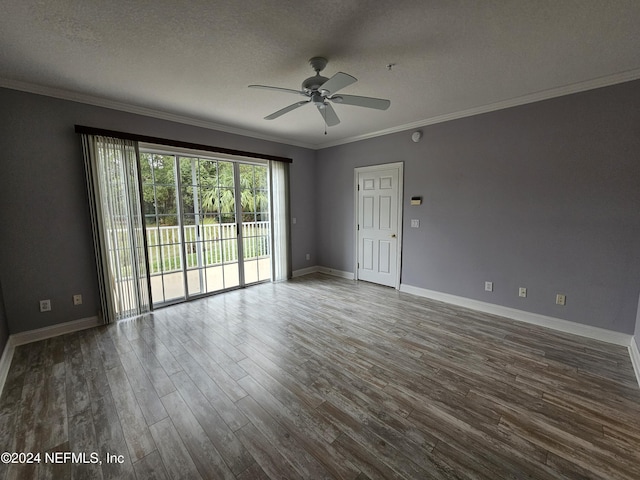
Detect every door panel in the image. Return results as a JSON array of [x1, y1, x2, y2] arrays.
[[379, 241, 391, 274], [357, 166, 401, 288], [379, 196, 392, 229], [363, 238, 374, 271], [363, 196, 374, 228], [238, 163, 271, 285]]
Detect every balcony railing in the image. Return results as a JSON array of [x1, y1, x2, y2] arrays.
[[106, 221, 271, 277]]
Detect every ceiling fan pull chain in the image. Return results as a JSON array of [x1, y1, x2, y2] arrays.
[[324, 108, 327, 135]]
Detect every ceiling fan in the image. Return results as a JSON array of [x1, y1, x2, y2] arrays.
[[249, 57, 390, 127]]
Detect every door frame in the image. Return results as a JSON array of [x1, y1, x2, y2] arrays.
[[139, 146, 272, 307], [353, 162, 404, 289]]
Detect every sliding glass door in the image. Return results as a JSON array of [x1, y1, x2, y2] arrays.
[[239, 163, 271, 284], [140, 151, 270, 307]]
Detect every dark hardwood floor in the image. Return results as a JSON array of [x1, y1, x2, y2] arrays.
[[1, 273, 639, 479]]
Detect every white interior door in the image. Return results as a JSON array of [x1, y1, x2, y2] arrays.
[[356, 163, 403, 288]]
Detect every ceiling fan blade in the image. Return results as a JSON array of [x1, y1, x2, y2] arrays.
[[330, 94, 390, 110], [264, 101, 309, 120], [317, 103, 340, 126], [249, 85, 305, 96], [319, 72, 357, 96]]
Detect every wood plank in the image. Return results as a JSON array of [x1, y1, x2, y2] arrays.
[[174, 352, 250, 432], [235, 462, 270, 480], [126, 337, 176, 397], [237, 361, 341, 443], [237, 394, 340, 479], [180, 340, 248, 402], [79, 330, 111, 402], [91, 391, 136, 480], [237, 373, 359, 479], [117, 350, 168, 425], [0, 274, 638, 479], [170, 370, 255, 475], [104, 362, 156, 461], [64, 332, 91, 417], [235, 422, 304, 480], [148, 417, 202, 480], [132, 451, 169, 480], [67, 408, 103, 480], [160, 390, 235, 480], [37, 361, 68, 451]]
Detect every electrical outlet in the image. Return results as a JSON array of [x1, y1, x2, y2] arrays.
[[411, 219, 420, 228], [305, 253, 310, 261], [485, 281, 493, 292], [39, 299, 51, 312], [519, 287, 527, 298], [556, 294, 566, 306], [73, 294, 83, 305]]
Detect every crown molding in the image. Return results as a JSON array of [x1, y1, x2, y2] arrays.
[[0, 77, 316, 150], [315, 68, 640, 149], [3, 68, 640, 151]]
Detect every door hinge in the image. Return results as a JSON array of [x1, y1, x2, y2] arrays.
[[357, 224, 360, 230], [357, 184, 360, 191], [358, 262, 360, 268]]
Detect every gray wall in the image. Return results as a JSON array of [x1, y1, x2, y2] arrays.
[[2, 81, 639, 336], [0, 276, 8, 358], [316, 80, 640, 334], [0, 88, 316, 334]]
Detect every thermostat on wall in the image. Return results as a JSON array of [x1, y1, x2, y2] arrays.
[[411, 196, 422, 206]]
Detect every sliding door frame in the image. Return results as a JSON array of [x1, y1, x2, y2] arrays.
[[139, 144, 272, 308]]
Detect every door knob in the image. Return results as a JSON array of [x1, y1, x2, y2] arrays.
[[391, 234, 396, 238]]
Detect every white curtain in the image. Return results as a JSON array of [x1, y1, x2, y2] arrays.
[[82, 135, 150, 322], [270, 160, 291, 281]]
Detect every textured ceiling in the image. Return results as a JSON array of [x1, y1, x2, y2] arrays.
[[2, 1, 640, 148]]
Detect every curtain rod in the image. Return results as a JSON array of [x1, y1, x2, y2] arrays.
[[74, 125, 293, 163]]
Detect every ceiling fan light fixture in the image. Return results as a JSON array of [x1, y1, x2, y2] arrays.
[[311, 91, 325, 106], [302, 74, 328, 91]]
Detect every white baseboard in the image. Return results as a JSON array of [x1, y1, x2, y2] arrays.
[[292, 265, 355, 280], [10, 316, 101, 346], [292, 266, 319, 278], [0, 337, 14, 399], [0, 316, 101, 398], [630, 337, 640, 388], [400, 284, 632, 347], [318, 266, 355, 280]]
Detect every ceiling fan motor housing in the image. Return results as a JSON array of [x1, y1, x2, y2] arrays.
[[302, 75, 329, 92], [303, 56, 330, 92]]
